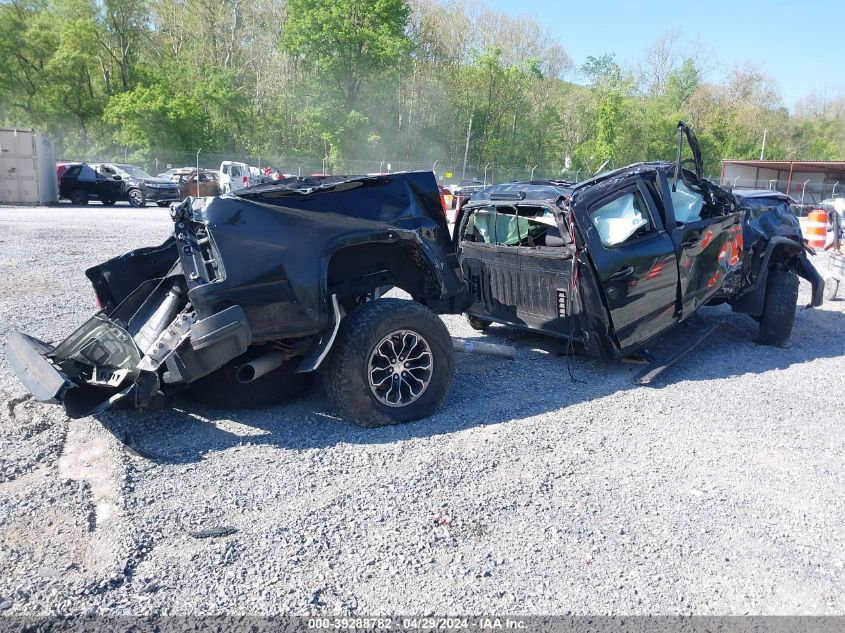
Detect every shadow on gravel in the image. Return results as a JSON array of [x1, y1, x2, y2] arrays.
[[93, 302, 845, 463]]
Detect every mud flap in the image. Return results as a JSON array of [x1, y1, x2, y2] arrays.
[[794, 252, 824, 307]]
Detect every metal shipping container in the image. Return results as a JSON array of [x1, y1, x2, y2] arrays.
[[0, 128, 58, 205]]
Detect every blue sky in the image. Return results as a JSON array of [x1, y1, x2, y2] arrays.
[[483, 0, 843, 108]]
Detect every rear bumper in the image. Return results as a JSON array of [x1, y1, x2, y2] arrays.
[[5, 333, 73, 403]]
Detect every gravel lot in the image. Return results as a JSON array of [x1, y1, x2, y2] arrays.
[[0, 204, 843, 617]]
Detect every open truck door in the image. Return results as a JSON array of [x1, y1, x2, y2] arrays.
[[660, 122, 743, 318]]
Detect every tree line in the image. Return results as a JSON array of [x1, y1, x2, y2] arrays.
[[1, 0, 843, 179]]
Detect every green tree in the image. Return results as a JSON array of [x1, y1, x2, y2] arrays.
[[281, 0, 412, 111], [103, 82, 207, 152], [665, 58, 700, 108]]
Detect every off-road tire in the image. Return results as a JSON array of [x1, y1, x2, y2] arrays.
[[757, 269, 799, 346], [319, 298, 453, 428], [127, 188, 145, 207], [101, 199, 116, 206], [465, 314, 491, 331], [70, 189, 88, 205], [156, 201, 170, 207], [184, 348, 314, 408]]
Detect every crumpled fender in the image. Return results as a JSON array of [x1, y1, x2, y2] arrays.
[[731, 237, 823, 316]]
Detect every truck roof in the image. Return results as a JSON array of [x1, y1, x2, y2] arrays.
[[471, 181, 574, 202]]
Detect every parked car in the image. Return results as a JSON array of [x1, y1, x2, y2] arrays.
[[173, 169, 221, 198], [457, 123, 823, 356], [91, 163, 181, 207], [5, 123, 824, 429], [817, 197, 845, 214], [55, 162, 72, 182], [219, 161, 251, 193], [58, 163, 125, 205], [447, 180, 485, 196], [260, 166, 292, 182], [157, 167, 192, 182]]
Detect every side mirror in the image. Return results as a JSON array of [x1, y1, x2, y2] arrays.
[[112, 174, 122, 181]]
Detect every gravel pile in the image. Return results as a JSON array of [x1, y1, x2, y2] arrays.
[[0, 205, 843, 616]]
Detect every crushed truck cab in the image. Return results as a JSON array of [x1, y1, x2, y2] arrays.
[[456, 123, 823, 359]]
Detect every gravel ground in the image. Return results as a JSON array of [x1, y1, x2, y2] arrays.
[[0, 204, 843, 617]]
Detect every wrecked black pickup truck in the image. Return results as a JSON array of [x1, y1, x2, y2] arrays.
[[7, 171, 467, 427], [5, 123, 824, 428], [457, 123, 823, 360]]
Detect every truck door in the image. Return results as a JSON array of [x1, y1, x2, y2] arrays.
[[658, 174, 744, 318], [510, 207, 574, 333], [578, 177, 679, 351], [458, 206, 525, 326], [458, 203, 575, 333]]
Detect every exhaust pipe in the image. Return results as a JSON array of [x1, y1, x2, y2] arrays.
[[236, 351, 284, 383], [452, 337, 516, 359], [134, 282, 185, 355]]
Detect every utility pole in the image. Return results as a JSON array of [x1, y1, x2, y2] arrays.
[[760, 129, 768, 161], [461, 113, 473, 182]]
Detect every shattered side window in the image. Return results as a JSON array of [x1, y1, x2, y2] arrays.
[[463, 207, 563, 247], [464, 208, 524, 245], [670, 181, 704, 223], [590, 191, 652, 247], [463, 210, 495, 244]]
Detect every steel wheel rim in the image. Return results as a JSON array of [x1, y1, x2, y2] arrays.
[[368, 329, 433, 408]]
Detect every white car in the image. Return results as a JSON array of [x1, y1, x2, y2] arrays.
[[219, 161, 251, 193]]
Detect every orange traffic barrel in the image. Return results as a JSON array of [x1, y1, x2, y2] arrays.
[[805, 210, 827, 248]]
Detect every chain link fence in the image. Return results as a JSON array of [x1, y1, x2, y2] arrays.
[[57, 148, 580, 185]]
